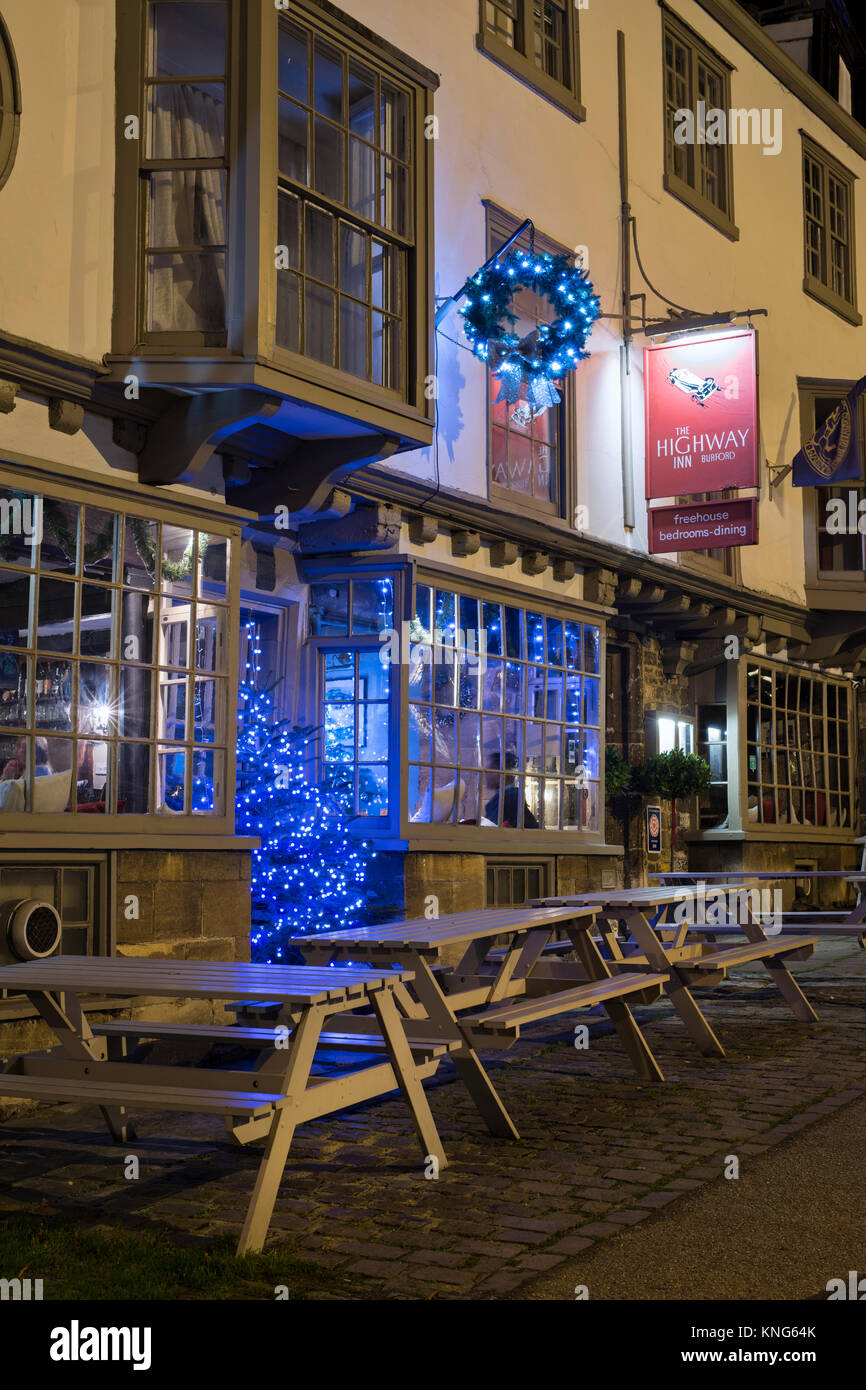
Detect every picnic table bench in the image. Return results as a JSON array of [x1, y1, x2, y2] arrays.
[[649, 871, 866, 948], [295, 905, 672, 1098], [0, 956, 450, 1255], [529, 887, 819, 1058]]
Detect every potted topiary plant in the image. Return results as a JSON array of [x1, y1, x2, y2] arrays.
[[635, 748, 712, 870]]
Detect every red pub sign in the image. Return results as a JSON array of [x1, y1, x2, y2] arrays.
[[644, 329, 759, 498], [648, 498, 758, 554]]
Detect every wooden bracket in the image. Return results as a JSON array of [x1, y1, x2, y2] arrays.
[[230, 435, 399, 517], [138, 388, 281, 485]]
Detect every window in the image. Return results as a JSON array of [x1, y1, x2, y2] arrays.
[[802, 134, 860, 323], [697, 703, 728, 829], [310, 575, 395, 820], [662, 13, 736, 239], [0, 10, 20, 192], [486, 212, 569, 515], [0, 481, 234, 820], [408, 583, 602, 833], [139, 0, 229, 342], [477, 0, 583, 119], [486, 858, 553, 905], [657, 717, 693, 754], [745, 661, 852, 831], [275, 11, 413, 393]]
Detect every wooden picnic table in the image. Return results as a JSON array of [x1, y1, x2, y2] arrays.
[[0, 956, 447, 1256], [294, 905, 670, 1098], [648, 872, 866, 945], [528, 888, 819, 1058]]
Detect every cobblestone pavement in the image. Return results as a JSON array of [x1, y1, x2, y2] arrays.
[[1, 939, 865, 1300]]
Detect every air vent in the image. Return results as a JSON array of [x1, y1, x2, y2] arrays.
[[5, 899, 62, 961]]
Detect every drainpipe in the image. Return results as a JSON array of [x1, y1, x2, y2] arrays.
[[618, 30, 636, 532]]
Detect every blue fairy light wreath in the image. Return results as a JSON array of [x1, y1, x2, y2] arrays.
[[459, 249, 600, 414]]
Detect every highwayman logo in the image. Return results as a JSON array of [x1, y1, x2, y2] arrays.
[[804, 400, 852, 479]]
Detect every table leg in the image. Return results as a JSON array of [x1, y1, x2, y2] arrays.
[[236, 1006, 323, 1257], [370, 987, 449, 1169], [735, 901, 819, 1024], [622, 911, 726, 1058], [566, 927, 665, 1083], [409, 955, 520, 1140], [25, 989, 136, 1143]]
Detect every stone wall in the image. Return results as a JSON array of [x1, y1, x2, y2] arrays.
[[0, 849, 252, 1077]]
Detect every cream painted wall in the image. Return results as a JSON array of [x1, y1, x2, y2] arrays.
[[341, 0, 866, 606], [0, 0, 862, 606], [0, 0, 116, 362]]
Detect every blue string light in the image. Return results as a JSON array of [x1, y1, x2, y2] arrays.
[[235, 618, 374, 963]]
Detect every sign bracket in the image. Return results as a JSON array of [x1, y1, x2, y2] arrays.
[[767, 459, 792, 496]]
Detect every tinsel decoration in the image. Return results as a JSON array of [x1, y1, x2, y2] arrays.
[[459, 249, 600, 412]]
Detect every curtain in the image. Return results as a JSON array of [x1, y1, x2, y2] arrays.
[[148, 82, 227, 334]]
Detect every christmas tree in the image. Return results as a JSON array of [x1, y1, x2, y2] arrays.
[[235, 621, 374, 962]]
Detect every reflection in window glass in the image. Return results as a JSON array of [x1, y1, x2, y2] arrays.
[[0, 490, 230, 817], [410, 585, 601, 831]]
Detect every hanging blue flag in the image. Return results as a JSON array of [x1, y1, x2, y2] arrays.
[[792, 376, 866, 486]]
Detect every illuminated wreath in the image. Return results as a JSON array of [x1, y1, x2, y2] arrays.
[[459, 249, 600, 413]]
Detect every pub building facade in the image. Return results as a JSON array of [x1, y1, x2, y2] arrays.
[[0, 0, 864, 1052]]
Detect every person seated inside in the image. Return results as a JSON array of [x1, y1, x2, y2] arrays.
[[1, 737, 51, 781], [484, 750, 539, 829]]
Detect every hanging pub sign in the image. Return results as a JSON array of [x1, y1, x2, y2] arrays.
[[644, 329, 758, 499], [648, 498, 758, 554]]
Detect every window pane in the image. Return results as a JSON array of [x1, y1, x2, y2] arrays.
[[278, 19, 309, 102], [348, 62, 376, 141], [0, 487, 38, 567], [148, 170, 226, 247], [118, 742, 151, 813], [314, 118, 345, 202], [148, 2, 227, 78], [146, 83, 226, 159], [0, 567, 31, 647], [0, 652, 28, 728], [146, 251, 226, 333], [37, 578, 76, 653], [310, 582, 349, 636], [314, 41, 343, 120], [279, 97, 308, 183]]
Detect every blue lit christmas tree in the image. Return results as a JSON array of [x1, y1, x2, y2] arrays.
[[235, 619, 374, 962]]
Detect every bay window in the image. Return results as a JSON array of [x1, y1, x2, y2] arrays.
[[745, 661, 852, 831], [0, 479, 236, 824], [308, 569, 605, 840], [408, 583, 602, 833], [114, 0, 435, 442]]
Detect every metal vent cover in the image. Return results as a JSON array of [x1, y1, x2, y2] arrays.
[[7, 899, 62, 960]]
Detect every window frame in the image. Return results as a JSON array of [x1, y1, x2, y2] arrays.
[[799, 378, 866, 601], [0, 461, 241, 838], [0, 9, 21, 193], [407, 563, 606, 848], [800, 132, 861, 325], [484, 203, 575, 522], [661, 9, 738, 241], [304, 558, 407, 837], [475, 0, 585, 122], [693, 656, 856, 842], [739, 657, 855, 838], [112, 0, 437, 441]]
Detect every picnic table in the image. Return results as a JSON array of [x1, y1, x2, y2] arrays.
[[0, 956, 448, 1255], [528, 887, 819, 1058], [295, 905, 671, 1102], [649, 871, 866, 947]]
